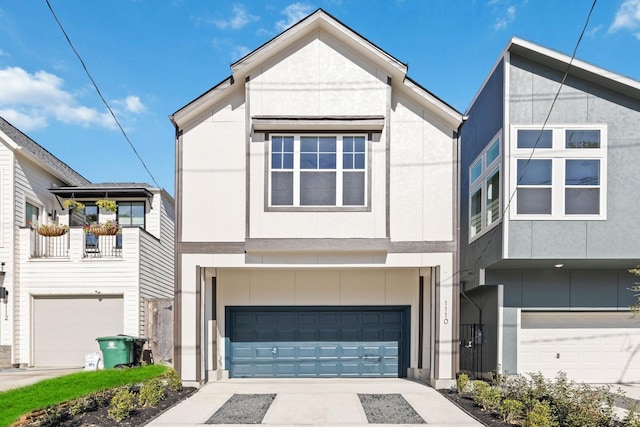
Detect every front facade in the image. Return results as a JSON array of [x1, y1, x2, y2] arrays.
[[0, 117, 175, 368], [459, 38, 640, 383], [172, 10, 463, 388]]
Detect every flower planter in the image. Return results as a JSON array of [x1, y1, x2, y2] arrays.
[[36, 228, 68, 237], [89, 226, 119, 236]]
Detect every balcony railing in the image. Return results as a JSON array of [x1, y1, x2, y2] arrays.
[[29, 228, 123, 259], [30, 231, 69, 258]]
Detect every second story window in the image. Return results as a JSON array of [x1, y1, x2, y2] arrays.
[[511, 125, 606, 220], [117, 201, 145, 228], [269, 134, 367, 208], [469, 133, 502, 241]]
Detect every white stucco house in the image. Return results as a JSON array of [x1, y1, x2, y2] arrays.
[[0, 117, 174, 368], [171, 9, 463, 388]]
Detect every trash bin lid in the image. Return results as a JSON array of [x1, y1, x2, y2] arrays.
[[96, 335, 134, 342]]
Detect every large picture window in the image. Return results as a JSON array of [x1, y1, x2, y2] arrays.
[[269, 134, 367, 208], [511, 125, 606, 219], [469, 133, 502, 240]]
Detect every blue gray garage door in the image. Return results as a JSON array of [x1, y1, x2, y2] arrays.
[[226, 306, 410, 378]]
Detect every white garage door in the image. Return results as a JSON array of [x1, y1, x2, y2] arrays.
[[33, 295, 124, 367], [519, 312, 640, 383]]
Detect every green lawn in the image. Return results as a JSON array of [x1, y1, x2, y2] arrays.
[[0, 364, 168, 427]]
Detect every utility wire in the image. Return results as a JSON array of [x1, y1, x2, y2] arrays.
[[45, 0, 161, 189], [469, 0, 598, 273]]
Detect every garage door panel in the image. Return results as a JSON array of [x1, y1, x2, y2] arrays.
[[227, 306, 409, 378], [519, 312, 640, 383], [34, 296, 123, 367]]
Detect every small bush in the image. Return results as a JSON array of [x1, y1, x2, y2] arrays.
[[456, 373, 470, 394], [108, 388, 137, 421], [164, 367, 183, 391], [138, 377, 166, 407], [500, 398, 524, 424], [471, 380, 502, 412], [524, 401, 557, 427]]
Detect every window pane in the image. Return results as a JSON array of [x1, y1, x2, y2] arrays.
[[300, 154, 317, 169], [271, 172, 293, 205], [566, 130, 600, 148], [283, 137, 294, 152], [343, 153, 354, 169], [343, 136, 365, 170], [84, 205, 98, 224], [565, 188, 599, 214], [470, 160, 482, 183], [283, 153, 293, 169], [343, 172, 365, 206], [301, 136, 317, 152], [26, 202, 39, 226], [486, 139, 500, 165], [271, 153, 282, 169], [517, 129, 552, 148], [517, 159, 551, 185], [300, 172, 336, 205], [271, 137, 293, 169], [319, 137, 336, 152], [354, 137, 365, 152], [566, 159, 599, 185], [470, 189, 482, 237], [486, 170, 500, 226], [517, 188, 552, 214], [131, 203, 145, 226], [319, 153, 336, 169]]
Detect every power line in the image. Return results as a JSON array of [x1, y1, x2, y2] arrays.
[[469, 0, 598, 273], [44, 0, 161, 189]]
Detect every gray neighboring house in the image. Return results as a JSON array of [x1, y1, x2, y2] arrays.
[[459, 37, 640, 383]]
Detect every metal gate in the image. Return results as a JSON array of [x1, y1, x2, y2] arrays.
[[460, 323, 483, 379]]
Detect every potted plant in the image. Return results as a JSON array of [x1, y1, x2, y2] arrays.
[[63, 199, 85, 213], [84, 220, 120, 236], [33, 223, 69, 237], [95, 199, 117, 212]]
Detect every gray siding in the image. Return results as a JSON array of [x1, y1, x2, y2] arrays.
[[460, 60, 505, 287], [508, 55, 640, 260]]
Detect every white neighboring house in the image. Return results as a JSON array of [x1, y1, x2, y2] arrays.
[[171, 9, 463, 388], [0, 117, 174, 368]]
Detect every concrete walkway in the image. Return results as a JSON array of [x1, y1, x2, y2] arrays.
[[0, 367, 81, 392], [148, 378, 481, 427]]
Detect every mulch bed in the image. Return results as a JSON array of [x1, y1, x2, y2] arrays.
[[439, 389, 512, 427], [15, 387, 197, 426]]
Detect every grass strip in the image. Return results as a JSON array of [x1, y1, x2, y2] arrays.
[[0, 364, 168, 427]]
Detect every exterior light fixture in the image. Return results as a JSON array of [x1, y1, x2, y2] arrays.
[[554, 263, 564, 268]]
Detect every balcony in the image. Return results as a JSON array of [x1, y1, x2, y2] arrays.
[[26, 227, 124, 260]]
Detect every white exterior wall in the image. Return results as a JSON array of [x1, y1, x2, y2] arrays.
[[180, 89, 246, 243], [0, 144, 13, 348], [389, 95, 455, 242]]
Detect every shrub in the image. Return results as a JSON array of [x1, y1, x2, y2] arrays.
[[500, 398, 524, 424], [524, 401, 557, 427], [138, 377, 166, 407], [471, 380, 502, 412], [164, 367, 183, 391], [456, 373, 470, 394], [108, 388, 137, 421]]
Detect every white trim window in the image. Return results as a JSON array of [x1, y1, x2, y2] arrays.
[[469, 133, 502, 240], [510, 125, 607, 219], [269, 134, 367, 207]]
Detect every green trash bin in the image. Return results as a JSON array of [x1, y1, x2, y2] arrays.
[[96, 335, 134, 368]]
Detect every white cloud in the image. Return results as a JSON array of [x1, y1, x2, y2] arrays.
[[214, 4, 259, 30], [276, 3, 314, 31], [0, 49, 8, 57], [609, 0, 640, 38], [493, 5, 516, 30], [0, 66, 143, 131]]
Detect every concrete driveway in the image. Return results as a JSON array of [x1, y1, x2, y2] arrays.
[[148, 378, 481, 426], [0, 367, 81, 392]]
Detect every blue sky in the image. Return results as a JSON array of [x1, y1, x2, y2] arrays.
[[1, 0, 639, 195]]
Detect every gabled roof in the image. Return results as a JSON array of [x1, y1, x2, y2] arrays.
[[0, 117, 90, 186], [467, 36, 640, 114], [171, 9, 462, 130]]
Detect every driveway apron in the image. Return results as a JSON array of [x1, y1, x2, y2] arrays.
[[148, 378, 481, 426]]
